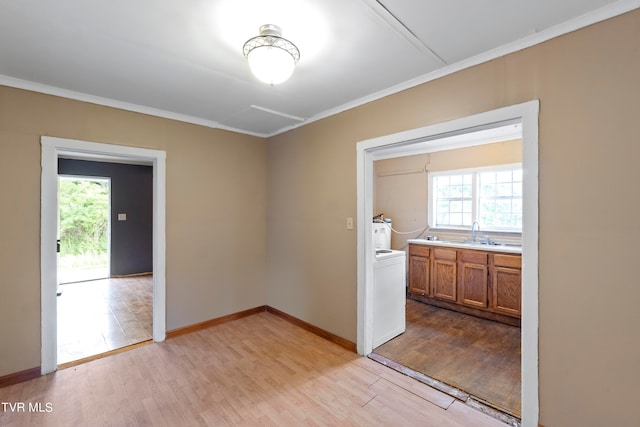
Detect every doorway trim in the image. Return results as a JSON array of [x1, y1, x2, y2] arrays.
[[41, 136, 167, 374], [356, 100, 539, 425]]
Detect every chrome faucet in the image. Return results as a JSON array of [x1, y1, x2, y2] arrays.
[[471, 221, 480, 243]]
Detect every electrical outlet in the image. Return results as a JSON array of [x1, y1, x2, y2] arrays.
[[346, 217, 353, 230], [118, 213, 127, 221]]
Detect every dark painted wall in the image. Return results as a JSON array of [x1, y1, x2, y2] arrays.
[[58, 158, 153, 276]]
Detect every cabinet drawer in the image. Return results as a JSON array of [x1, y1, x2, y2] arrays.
[[409, 244, 430, 257], [459, 250, 488, 264], [493, 254, 522, 269], [433, 248, 457, 261]]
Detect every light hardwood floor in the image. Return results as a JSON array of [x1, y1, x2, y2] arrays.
[[57, 276, 153, 364], [0, 312, 507, 426]]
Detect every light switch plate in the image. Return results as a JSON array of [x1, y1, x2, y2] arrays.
[[346, 217, 353, 230], [118, 213, 127, 221]]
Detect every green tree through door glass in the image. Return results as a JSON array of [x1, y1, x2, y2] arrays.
[[58, 177, 109, 283]]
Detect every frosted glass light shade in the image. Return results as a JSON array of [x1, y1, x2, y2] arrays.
[[247, 45, 296, 85], [243, 24, 299, 85]]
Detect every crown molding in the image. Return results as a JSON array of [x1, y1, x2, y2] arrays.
[[1, 1, 638, 139], [272, 0, 640, 137]]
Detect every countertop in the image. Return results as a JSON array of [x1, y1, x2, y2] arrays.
[[408, 238, 522, 254]]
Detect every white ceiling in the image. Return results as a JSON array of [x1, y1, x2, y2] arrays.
[[0, 0, 637, 137]]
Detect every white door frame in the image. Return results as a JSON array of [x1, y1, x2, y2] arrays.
[[41, 136, 167, 374], [356, 100, 539, 426]]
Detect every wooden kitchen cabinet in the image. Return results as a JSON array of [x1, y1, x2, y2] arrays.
[[458, 250, 488, 309], [408, 245, 430, 296], [490, 254, 522, 317], [408, 242, 521, 326], [431, 248, 457, 302]]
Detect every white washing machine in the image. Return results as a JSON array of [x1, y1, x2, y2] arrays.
[[373, 248, 406, 348]]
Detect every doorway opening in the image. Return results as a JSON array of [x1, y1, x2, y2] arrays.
[[371, 128, 523, 418], [55, 171, 154, 365], [356, 101, 539, 425], [41, 136, 167, 374]]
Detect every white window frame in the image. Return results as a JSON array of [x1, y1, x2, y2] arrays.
[[428, 163, 523, 233]]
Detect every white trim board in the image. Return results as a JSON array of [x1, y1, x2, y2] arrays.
[[356, 100, 539, 426], [40, 137, 167, 374]]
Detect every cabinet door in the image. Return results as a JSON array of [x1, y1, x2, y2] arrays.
[[408, 255, 429, 295], [459, 254, 488, 308], [491, 254, 522, 317], [492, 267, 521, 317], [431, 248, 457, 302]]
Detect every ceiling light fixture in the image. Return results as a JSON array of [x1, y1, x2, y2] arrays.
[[243, 24, 300, 85]]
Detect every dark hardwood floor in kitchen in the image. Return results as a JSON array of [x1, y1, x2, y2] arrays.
[[373, 298, 521, 417]]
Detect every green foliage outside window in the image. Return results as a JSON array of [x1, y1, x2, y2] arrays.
[[58, 178, 109, 257]]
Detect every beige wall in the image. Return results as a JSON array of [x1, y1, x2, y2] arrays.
[[374, 140, 522, 249], [266, 120, 359, 341], [267, 10, 640, 427], [0, 87, 267, 377]]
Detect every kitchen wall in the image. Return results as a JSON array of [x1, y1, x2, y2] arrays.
[[374, 140, 522, 250], [267, 9, 640, 427], [0, 87, 267, 378]]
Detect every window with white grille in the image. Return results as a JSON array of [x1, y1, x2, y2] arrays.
[[429, 165, 522, 232]]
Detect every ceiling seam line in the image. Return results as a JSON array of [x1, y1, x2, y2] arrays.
[[367, 0, 448, 65]]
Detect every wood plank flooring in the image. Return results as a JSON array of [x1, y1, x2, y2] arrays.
[[0, 312, 507, 426], [374, 299, 521, 417], [57, 276, 153, 364]]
